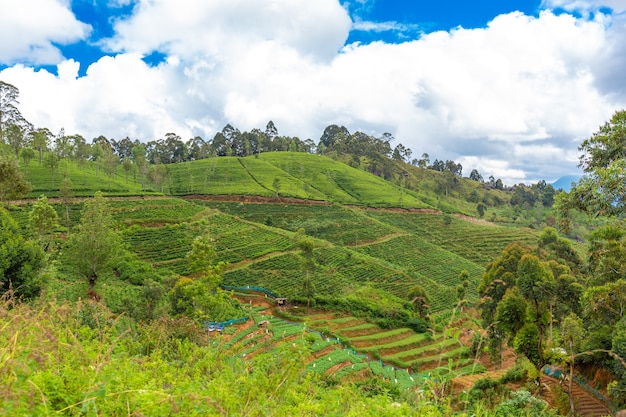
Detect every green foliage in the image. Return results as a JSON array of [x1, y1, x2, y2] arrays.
[[585, 225, 626, 286], [2, 299, 444, 416], [514, 323, 541, 368], [499, 365, 528, 384], [0, 154, 31, 205], [493, 389, 557, 417], [169, 264, 241, 323], [63, 191, 122, 292], [0, 208, 45, 299], [479, 242, 531, 326], [495, 289, 527, 340], [28, 195, 58, 249], [565, 110, 626, 217], [408, 285, 430, 320], [608, 317, 626, 404], [186, 235, 216, 275]]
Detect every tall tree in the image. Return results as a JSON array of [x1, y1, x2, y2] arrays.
[[64, 191, 121, 296], [54, 128, 72, 160], [469, 169, 483, 182], [187, 235, 216, 276], [19, 147, 35, 178], [30, 127, 51, 165], [102, 145, 118, 191], [0, 81, 31, 144], [561, 313, 585, 415], [6, 123, 26, 158], [131, 144, 148, 191], [43, 152, 60, 189], [0, 155, 31, 207], [122, 156, 132, 184], [564, 110, 626, 217], [516, 254, 554, 375]]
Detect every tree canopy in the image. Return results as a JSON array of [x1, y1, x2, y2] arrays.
[[64, 191, 121, 296], [564, 109, 626, 217]]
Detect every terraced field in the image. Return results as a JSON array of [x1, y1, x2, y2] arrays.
[[367, 211, 539, 265], [189, 200, 398, 246], [222, 293, 487, 393], [122, 206, 298, 275], [355, 234, 484, 308]]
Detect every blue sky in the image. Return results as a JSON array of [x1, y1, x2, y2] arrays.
[[1, 0, 626, 184]]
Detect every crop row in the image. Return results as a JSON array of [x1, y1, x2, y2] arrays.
[[223, 245, 462, 312], [356, 235, 483, 296], [368, 211, 538, 264], [196, 201, 397, 246]]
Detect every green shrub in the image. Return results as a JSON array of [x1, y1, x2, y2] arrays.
[[499, 365, 528, 384]]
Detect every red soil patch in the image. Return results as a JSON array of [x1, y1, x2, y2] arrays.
[[364, 206, 442, 214], [350, 330, 415, 349], [338, 326, 381, 338], [183, 194, 331, 205], [311, 345, 339, 360], [326, 360, 353, 375]]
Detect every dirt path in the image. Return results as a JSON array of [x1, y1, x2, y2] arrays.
[[8, 195, 169, 206]]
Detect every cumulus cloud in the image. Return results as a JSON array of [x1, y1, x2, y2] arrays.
[[105, 0, 352, 62], [1, 0, 626, 184], [0, 0, 91, 65]]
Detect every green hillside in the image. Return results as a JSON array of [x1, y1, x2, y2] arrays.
[[166, 152, 433, 208]]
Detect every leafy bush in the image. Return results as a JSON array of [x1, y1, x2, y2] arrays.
[[493, 389, 557, 417], [499, 365, 528, 384]]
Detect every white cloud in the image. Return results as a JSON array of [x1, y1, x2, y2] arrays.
[[351, 20, 422, 34], [2, 1, 626, 184], [542, 0, 626, 13], [105, 0, 352, 62], [0, 0, 91, 65]]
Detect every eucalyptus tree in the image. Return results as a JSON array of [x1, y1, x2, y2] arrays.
[[19, 147, 35, 178], [6, 123, 26, 158], [30, 127, 52, 165], [102, 145, 118, 191], [131, 144, 148, 191], [0, 81, 31, 145], [559, 109, 626, 219], [43, 152, 60, 189]]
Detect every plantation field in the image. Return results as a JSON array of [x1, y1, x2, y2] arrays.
[[222, 244, 462, 311], [355, 234, 484, 305], [121, 208, 299, 275], [259, 152, 431, 208], [8, 188, 543, 315], [238, 157, 328, 201], [367, 211, 539, 265], [164, 153, 433, 208], [21, 155, 148, 197], [167, 157, 271, 196], [191, 201, 399, 246]]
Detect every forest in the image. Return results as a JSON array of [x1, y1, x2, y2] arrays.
[[1, 79, 626, 416]]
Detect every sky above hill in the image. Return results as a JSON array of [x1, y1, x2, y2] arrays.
[[1, 0, 626, 184]]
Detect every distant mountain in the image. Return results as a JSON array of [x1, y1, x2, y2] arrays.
[[552, 175, 582, 192]]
